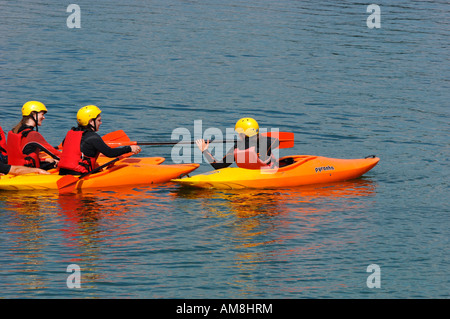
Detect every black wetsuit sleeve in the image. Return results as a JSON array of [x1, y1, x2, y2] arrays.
[[202, 143, 235, 170], [0, 162, 11, 174], [81, 132, 132, 158]]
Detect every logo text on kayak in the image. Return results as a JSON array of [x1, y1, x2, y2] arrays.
[[315, 166, 334, 173]]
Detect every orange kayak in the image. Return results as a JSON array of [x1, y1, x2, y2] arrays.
[[0, 157, 199, 191], [172, 155, 379, 189]]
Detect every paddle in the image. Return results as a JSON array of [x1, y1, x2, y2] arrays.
[[57, 152, 133, 194], [103, 131, 295, 149], [102, 129, 131, 143]]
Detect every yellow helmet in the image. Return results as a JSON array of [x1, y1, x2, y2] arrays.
[[77, 105, 102, 126], [235, 117, 259, 137], [22, 101, 47, 116]]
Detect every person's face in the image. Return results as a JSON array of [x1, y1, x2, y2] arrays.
[[94, 115, 102, 131], [36, 111, 46, 126]]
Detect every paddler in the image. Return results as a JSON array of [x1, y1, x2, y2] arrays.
[[58, 105, 141, 175], [1, 123, 48, 175], [195, 117, 279, 170], [7, 101, 61, 170]]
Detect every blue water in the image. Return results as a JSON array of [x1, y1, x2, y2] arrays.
[[0, 1, 448, 299]]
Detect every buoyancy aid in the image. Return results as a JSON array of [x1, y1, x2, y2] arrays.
[[234, 145, 275, 170], [58, 129, 97, 173], [7, 128, 40, 167], [0, 126, 7, 163]]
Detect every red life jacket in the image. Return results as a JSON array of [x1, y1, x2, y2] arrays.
[[7, 128, 40, 167], [234, 146, 275, 170], [0, 126, 7, 163], [58, 129, 97, 173]]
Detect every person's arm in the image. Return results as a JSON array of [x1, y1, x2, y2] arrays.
[[196, 139, 234, 170], [84, 133, 140, 158], [269, 137, 279, 153], [258, 136, 279, 162], [3, 164, 49, 175]]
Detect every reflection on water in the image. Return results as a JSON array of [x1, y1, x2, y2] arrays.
[[0, 179, 378, 297], [0, 185, 175, 297], [172, 179, 378, 297], [0, 192, 59, 293], [174, 178, 377, 218]]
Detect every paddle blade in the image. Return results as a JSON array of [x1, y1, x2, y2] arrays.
[[102, 130, 131, 142], [57, 175, 80, 194], [103, 130, 136, 148], [262, 131, 294, 149]]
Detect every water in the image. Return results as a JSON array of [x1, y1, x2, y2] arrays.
[[0, 0, 448, 299]]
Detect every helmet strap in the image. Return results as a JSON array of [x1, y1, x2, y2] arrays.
[[33, 112, 39, 132], [87, 118, 97, 132]]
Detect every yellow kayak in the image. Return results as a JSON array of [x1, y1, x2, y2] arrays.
[[172, 155, 380, 189]]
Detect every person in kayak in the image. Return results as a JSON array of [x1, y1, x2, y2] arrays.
[[58, 105, 141, 175], [1, 123, 48, 175], [195, 117, 279, 170], [7, 101, 61, 170]]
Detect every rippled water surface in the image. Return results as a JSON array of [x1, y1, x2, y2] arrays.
[[0, 1, 448, 298]]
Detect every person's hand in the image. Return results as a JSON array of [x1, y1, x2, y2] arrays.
[[130, 145, 141, 154], [196, 139, 209, 152], [35, 168, 50, 175], [44, 157, 59, 165]]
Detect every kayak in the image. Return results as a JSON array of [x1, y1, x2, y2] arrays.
[[172, 155, 379, 189], [96, 155, 164, 166], [0, 156, 199, 191]]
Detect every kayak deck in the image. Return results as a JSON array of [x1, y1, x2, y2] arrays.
[[172, 155, 380, 189], [96, 155, 165, 166]]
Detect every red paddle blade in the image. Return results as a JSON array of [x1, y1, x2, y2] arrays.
[[279, 139, 294, 149], [103, 130, 135, 148], [261, 131, 294, 149], [102, 130, 131, 142], [57, 175, 79, 194]]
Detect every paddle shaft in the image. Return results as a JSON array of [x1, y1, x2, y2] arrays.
[[102, 130, 294, 149], [79, 153, 129, 178], [106, 132, 295, 148], [107, 140, 234, 146]]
